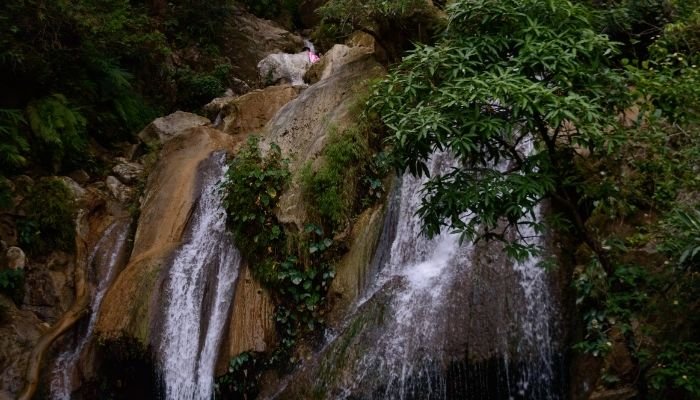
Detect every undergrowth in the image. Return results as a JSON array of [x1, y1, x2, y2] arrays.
[[18, 178, 77, 255]]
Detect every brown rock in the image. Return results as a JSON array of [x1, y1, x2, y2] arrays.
[[216, 263, 276, 375], [67, 170, 90, 185], [105, 176, 134, 204], [112, 158, 144, 184], [97, 127, 236, 345], [0, 296, 46, 396], [328, 204, 386, 325], [220, 85, 301, 136], [261, 53, 385, 229], [589, 387, 638, 400], [137, 111, 211, 146]]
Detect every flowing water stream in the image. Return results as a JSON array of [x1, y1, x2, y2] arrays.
[[296, 150, 562, 399], [49, 219, 131, 399], [158, 152, 241, 400]]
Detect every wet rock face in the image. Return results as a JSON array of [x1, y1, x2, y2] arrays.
[[216, 263, 276, 376], [96, 127, 236, 346]]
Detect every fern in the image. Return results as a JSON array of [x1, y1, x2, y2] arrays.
[[0, 108, 29, 170], [25, 94, 87, 172]]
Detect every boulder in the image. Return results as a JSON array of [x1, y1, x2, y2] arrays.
[[219, 85, 301, 136], [304, 36, 377, 85], [221, 7, 304, 83], [5, 247, 25, 270], [112, 158, 144, 184], [97, 127, 237, 346], [105, 176, 134, 204], [258, 52, 312, 86], [137, 111, 210, 146]]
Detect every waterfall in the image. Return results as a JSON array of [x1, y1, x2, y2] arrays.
[[158, 152, 241, 400], [301, 150, 562, 399], [49, 219, 131, 400]]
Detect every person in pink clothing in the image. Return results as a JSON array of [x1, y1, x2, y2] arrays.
[[303, 46, 320, 63]]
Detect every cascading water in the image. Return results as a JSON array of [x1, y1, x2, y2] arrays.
[[298, 150, 563, 399], [158, 152, 241, 400], [49, 219, 131, 399]]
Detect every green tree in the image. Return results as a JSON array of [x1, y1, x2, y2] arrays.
[[368, 0, 631, 262], [369, 0, 700, 396]]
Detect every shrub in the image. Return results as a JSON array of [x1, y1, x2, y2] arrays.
[[18, 178, 77, 255], [300, 127, 370, 232], [176, 66, 228, 110], [220, 136, 290, 280], [25, 94, 87, 173]]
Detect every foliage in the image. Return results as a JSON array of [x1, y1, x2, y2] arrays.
[[221, 136, 290, 278], [18, 178, 77, 255], [646, 343, 700, 396], [301, 127, 370, 231], [238, 0, 301, 25], [271, 224, 336, 362], [317, 0, 442, 59], [0, 109, 29, 171], [0, 177, 13, 210], [215, 351, 265, 399], [368, 0, 700, 396], [0, 269, 25, 304], [0, 0, 236, 177], [164, 0, 235, 43], [219, 141, 338, 382], [368, 0, 631, 257], [25, 94, 87, 172], [175, 65, 229, 110]]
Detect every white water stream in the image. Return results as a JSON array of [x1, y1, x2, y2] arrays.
[[159, 152, 241, 400], [49, 219, 131, 400], [323, 149, 560, 399]]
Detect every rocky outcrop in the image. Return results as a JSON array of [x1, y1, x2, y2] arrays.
[[221, 7, 304, 84], [137, 111, 210, 147], [0, 295, 46, 397], [96, 127, 236, 345], [216, 263, 276, 375], [219, 85, 301, 136], [258, 52, 312, 86], [327, 204, 387, 325], [261, 48, 385, 229], [304, 35, 377, 85]]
